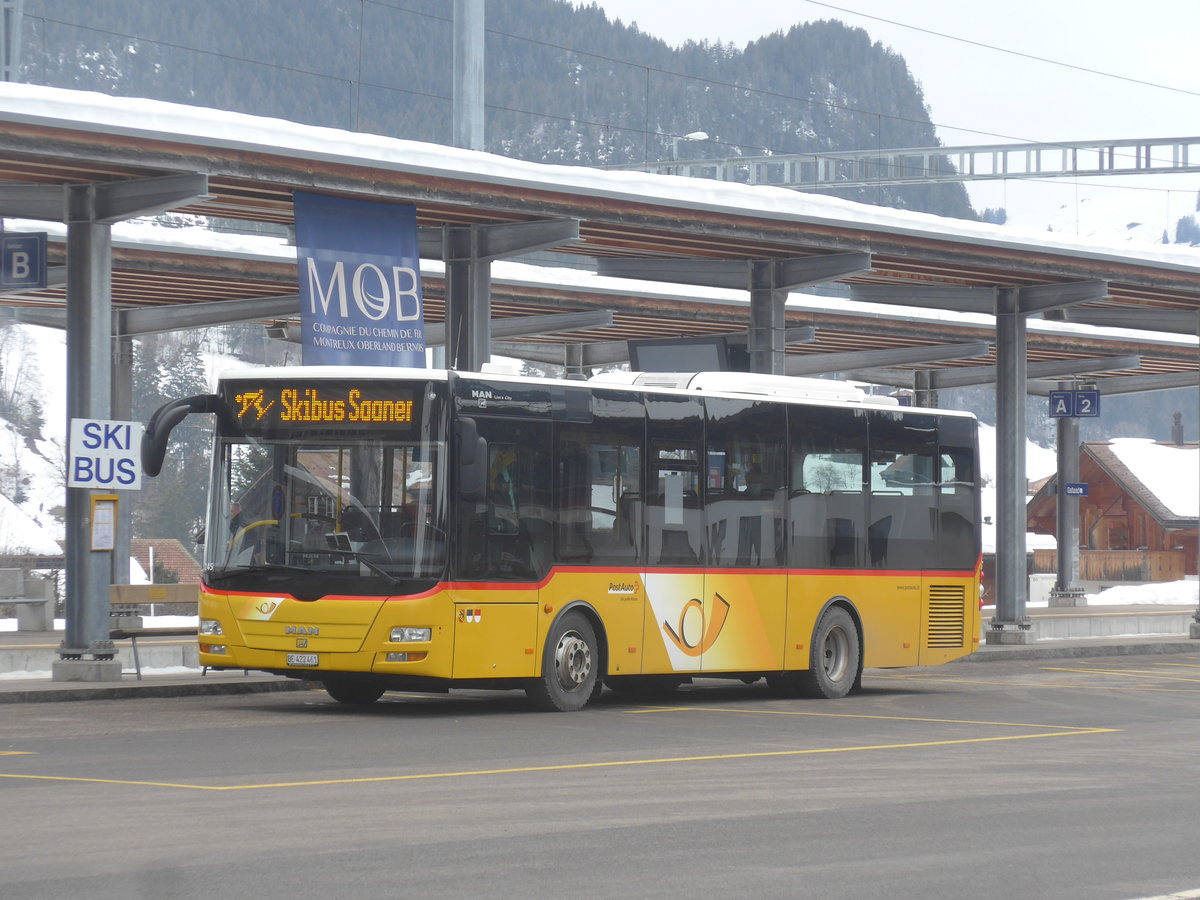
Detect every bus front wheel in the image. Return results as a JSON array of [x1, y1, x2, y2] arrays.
[[527, 611, 598, 712], [322, 676, 385, 706], [797, 606, 860, 699]]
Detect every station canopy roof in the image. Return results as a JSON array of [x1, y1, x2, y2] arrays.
[[1, 83, 1198, 380]]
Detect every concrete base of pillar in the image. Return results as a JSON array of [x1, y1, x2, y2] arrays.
[[52, 659, 123, 682], [1189, 618, 1200, 640], [985, 618, 1036, 645], [1048, 588, 1087, 608]]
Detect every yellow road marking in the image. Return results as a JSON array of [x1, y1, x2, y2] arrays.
[[1043, 666, 1200, 683], [0, 725, 1116, 792], [0, 751, 34, 756], [868, 671, 1200, 693], [626, 705, 1093, 731]]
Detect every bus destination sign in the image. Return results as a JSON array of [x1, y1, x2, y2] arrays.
[[225, 382, 416, 431]]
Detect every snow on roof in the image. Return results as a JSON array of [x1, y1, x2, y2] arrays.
[[3, 82, 1200, 276], [1105, 438, 1200, 519]]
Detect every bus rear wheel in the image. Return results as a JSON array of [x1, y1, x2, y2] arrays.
[[796, 606, 859, 699], [322, 676, 385, 706], [527, 611, 598, 712]]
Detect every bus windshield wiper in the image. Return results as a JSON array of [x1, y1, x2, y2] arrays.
[[209, 562, 318, 579], [351, 553, 403, 588]]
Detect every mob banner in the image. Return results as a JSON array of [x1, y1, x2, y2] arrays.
[[294, 192, 426, 367]]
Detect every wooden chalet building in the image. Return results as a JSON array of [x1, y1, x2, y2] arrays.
[[1026, 439, 1199, 583]]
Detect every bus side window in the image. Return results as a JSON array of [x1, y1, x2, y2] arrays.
[[867, 410, 939, 569], [939, 416, 980, 568], [788, 406, 867, 569], [646, 394, 703, 567], [557, 432, 641, 566], [704, 397, 785, 567]]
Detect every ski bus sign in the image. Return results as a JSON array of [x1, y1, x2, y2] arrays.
[[68, 418, 143, 490]]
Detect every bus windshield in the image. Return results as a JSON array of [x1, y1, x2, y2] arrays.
[[203, 378, 448, 597]]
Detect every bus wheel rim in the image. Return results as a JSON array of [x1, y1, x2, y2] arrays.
[[822, 626, 849, 682], [554, 631, 592, 691]]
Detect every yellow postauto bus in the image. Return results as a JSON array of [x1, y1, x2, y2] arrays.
[[142, 366, 981, 711]]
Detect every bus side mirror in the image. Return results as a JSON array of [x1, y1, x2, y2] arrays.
[[142, 404, 192, 477], [457, 417, 487, 502], [142, 394, 239, 477]]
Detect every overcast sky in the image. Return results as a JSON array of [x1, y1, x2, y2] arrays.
[[586, 0, 1200, 238]]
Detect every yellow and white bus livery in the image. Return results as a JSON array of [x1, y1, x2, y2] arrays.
[[142, 367, 981, 711]]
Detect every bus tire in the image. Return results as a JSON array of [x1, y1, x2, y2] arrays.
[[322, 677, 385, 706], [527, 611, 598, 712], [796, 606, 859, 699]]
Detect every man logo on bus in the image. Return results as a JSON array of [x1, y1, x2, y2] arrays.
[[662, 593, 730, 657]]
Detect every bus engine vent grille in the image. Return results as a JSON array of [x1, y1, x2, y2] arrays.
[[926, 585, 967, 648]]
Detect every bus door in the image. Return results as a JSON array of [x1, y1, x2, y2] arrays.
[[555, 390, 645, 676], [452, 418, 551, 679], [700, 398, 787, 674]]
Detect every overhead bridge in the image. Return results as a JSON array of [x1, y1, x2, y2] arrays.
[[613, 136, 1200, 189]]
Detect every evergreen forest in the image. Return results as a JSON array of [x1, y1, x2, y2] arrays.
[[18, 0, 975, 218]]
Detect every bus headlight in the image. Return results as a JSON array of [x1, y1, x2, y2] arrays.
[[390, 627, 431, 642], [200, 619, 224, 635], [200, 644, 227, 655]]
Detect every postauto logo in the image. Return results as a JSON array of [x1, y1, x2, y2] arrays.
[[662, 593, 730, 657]]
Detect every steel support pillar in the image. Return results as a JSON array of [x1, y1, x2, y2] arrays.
[[443, 219, 580, 372], [749, 261, 785, 375], [563, 344, 585, 376], [444, 227, 491, 371], [1193, 312, 1200, 639], [40, 173, 209, 681], [110, 335, 135, 590], [1051, 394, 1084, 607], [56, 196, 120, 678], [453, 0, 485, 152], [988, 287, 1033, 642], [914, 369, 937, 408]]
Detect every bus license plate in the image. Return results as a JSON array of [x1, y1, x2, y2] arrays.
[[287, 653, 319, 667]]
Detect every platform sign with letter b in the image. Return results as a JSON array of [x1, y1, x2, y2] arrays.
[[1, 232, 47, 289]]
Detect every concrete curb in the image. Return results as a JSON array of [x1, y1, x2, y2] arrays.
[[957, 639, 1199, 662], [0, 675, 307, 704]]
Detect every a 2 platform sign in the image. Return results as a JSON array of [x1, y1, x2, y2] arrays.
[[1048, 389, 1100, 418]]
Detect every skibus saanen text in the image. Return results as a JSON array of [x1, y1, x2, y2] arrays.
[[142, 367, 982, 711]]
